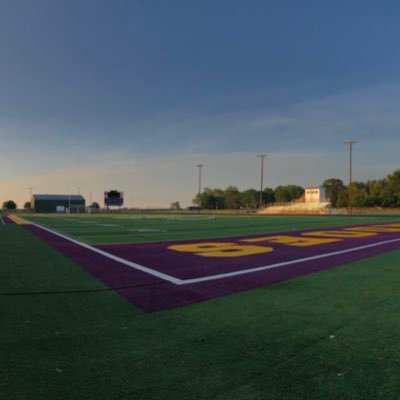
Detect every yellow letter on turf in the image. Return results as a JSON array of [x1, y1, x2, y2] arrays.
[[168, 242, 273, 257]]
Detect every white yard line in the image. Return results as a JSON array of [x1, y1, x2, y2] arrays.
[[0, 216, 5, 225], [29, 221, 182, 285], [28, 221, 400, 286], [181, 237, 400, 284]]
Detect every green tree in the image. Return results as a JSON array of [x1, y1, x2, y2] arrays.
[[241, 189, 258, 209], [379, 175, 400, 207], [387, 169, 400, 200], [224, 186, 242, 209], [194, 188, 225, 209], [212, 189, 225, 209], [350, 182, 368, 208], [336, 189, 349, 208], [170, 201, 181, 210], [198, 188, 216, 209], [287, 185, 304, 201], [274, 185, 304, 203], [380, 190, 398, 208], [192, 193, 201, 206], [263, 187, 275, 205], [367, 179, 382, 196], [274, 186, 290, 203], [366, 179, 384, 207], [2, 200, 17, 210], [23, 201, 31, 211], [322, 178, 346, 207]]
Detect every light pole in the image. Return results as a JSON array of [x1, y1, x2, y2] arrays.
[[197, 164, 203, 204], [27, 187, 33, 211], [343, 141, 356, 215], [257, 154, 266, 208]]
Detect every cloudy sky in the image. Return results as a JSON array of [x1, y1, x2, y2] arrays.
[[1, 0, 400, 208]]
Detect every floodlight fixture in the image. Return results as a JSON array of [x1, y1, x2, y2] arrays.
[[197, 164, 203, 198], [343, 141, 356, 215], [257, 154, 267, 208]]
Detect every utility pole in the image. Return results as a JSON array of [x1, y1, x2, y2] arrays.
[[257, 154, 266, 208], [197, 164, 203, 205], [27, 187, 33, 211], [343, 141, 356, 215]]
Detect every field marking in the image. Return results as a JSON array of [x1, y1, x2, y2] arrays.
[[180, 237, 400, 284], [28, 221, 182, 284], [97, 224, 121, 227], [129, 228, 164, 233], [8, 214, 29, 225], [0, 216, 5, 225], [28, 221, 400, 286], [166, 215, 216, 221]]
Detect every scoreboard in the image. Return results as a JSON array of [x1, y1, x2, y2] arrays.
[[104, 190, 124, 207]]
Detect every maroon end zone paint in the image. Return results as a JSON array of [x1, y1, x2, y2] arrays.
[[94, 229, 397, 280], [2, 216, 16, 224], [23, 223, 400, 312]]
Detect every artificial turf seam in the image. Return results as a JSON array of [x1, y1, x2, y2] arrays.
[[0, 281, 169, 296]]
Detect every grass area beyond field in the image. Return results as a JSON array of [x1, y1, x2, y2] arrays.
[[2, 216, 400, 399]]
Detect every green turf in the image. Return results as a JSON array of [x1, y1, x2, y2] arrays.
[[22, 213, 400, 244], [2, 222, 400, 399]]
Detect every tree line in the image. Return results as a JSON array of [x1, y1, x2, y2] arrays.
[[193, 169, 400, 210], [193, 185, 304, 209], [2, 169, 400, 211], [324, 169, 400, 208]]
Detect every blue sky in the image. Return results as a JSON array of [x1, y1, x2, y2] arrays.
[[1, 0, 400, 207]]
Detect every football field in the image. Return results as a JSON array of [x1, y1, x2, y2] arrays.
[[18, 213, 400, 244], [2, 213, 400, 399]]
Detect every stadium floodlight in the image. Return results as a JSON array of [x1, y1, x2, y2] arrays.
[[343, 141, 356, 215], [257, 154, 266, 208], [197, 164, 203, 199], [27, 187, 33, 211]]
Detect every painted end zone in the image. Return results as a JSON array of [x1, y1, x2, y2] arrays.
[[7, 214, 30, 224], [1, 215, 17, 224], [23, 222, 400, 312]]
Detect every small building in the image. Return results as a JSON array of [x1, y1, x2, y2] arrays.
[[305, 187, 327, 203], [31, 194, 86, 213]]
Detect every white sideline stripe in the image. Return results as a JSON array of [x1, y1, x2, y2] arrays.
[[181, 237, 400, 284], [29, 222, 182, 285], [28, 221, 400, 286], [0, 216, 5, 225]]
